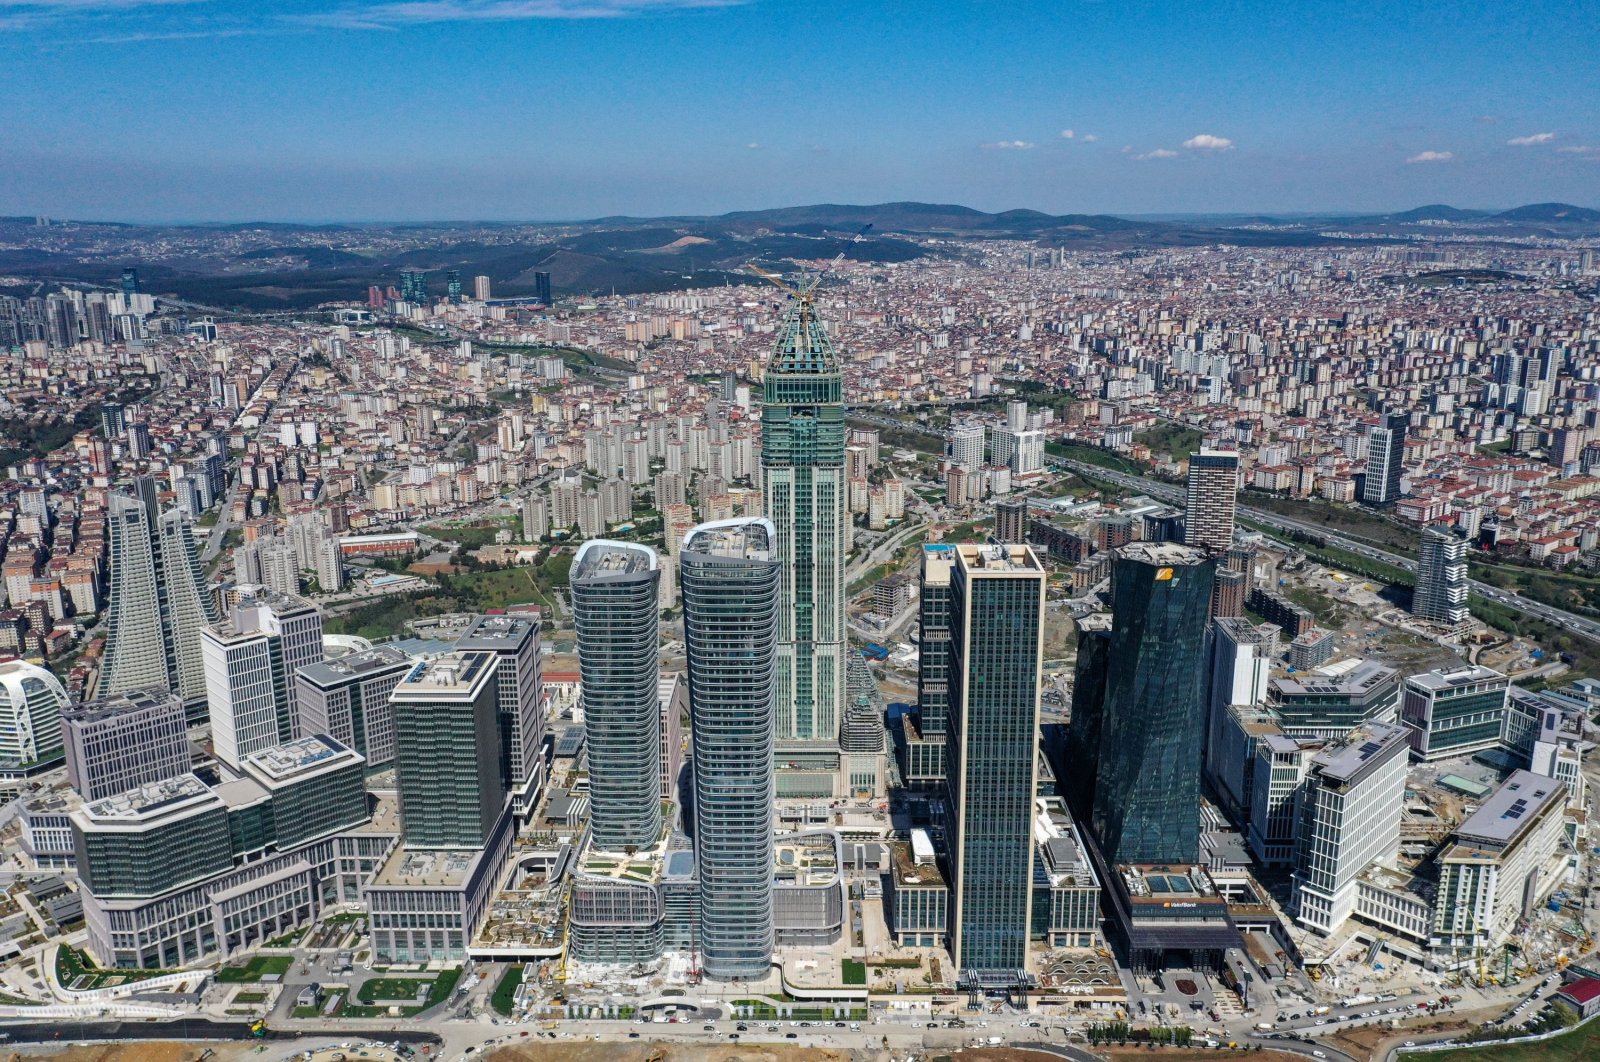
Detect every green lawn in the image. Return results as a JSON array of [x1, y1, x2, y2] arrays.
[[1429, 1015, 1599, 1060], [216, 954, 293, 983], [1135, 423, 1205, 462], [841, 959, 866, 986], [345, 967, 462, 1018], [426, 517, 519, 552], [55, 944, 170, 991], [490, 965, 524, 1017], [1047, 441, 1149, 477], [358, 976, 434, 1002]]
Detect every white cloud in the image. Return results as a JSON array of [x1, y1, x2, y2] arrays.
[[1406, 150, 1454, 163], [1476, 114, 1502, 124], [1059, 129, 1074, 139], [745, 142, 760, 150], [1182, 133, 1233, 151], [1134, 148, 1179, 160], [1081, 133, 1098, 142], [984, 140, 1035, 150], [1507, 132, 1555, 146], [296, 0, 744, 28], [1558, 145, 1595, 154]]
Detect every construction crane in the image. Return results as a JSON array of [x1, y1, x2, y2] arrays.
[[743, 223, 873, 302]]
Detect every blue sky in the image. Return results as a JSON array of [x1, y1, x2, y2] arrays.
[[0, 0, 1595, 221]]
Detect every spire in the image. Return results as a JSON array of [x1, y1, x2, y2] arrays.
[[768, 293, 840, 377]]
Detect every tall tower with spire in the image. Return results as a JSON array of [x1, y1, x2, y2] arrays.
[[761, 287, 848, 763]]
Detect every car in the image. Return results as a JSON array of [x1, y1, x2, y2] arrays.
[[736, 1024, 748, 1032], [1291, 1013, 1302, 1020], [626, 1033, 639, 1040], [1315, 1019, 1327, 1026], [1404, 1041, 1416, 1047], [834, 1022, 845, 1028], [703, 1025, 715, 1031], [1313, 1053, 1327, 1059], [785, 1033, 798, 1039], [927, 1023, 939, 1029]]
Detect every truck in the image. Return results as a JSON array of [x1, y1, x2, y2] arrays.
[[1341, 994, 1376, 1008], [985, 1037, 1002, 1046], [1314, 1005, 1332, 1015]]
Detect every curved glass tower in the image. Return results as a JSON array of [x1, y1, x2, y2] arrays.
[[571, 540, 662, 851], [680, 517, 780, 981]]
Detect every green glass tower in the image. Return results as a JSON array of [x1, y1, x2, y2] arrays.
[[761, 291, 847, 749]]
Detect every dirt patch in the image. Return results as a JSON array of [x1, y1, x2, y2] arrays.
[[16, 1044, 264, 1062], [486, 1046, 854, 1062], [1327, 1015, 1475, 1059]]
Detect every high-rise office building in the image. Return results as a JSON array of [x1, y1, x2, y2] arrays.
[[993, 497, 1029, 544], [1400, 664, 1508, 761], [294, 644, 413, 771], [202, 591, 324, 770], [1292, 721, 1410, 935], [533, 271, 553, 307], [571, 541, 662, 851], [473, 275, 492, 301], [761, 289, 847, 750], [398, 270, 427, 305], [1090, 543, 1215, 867], [446, 269, 462, 303], [1063, 613, 1112, 818], [455, 614, 544, 819], [945, 544, 1046, 982], [1413, 523, 1469, 627], [100, 478, 221, 717], [1183, 449, 1240, 553], [679, 517, 781, 981], [62, 688, 189, 802], [389, 651, 505, 848], [0, 659, 68, 770], [99, 401, 126, 440], [120, 268, 139, 296], [1362, 412, 1408, 505]]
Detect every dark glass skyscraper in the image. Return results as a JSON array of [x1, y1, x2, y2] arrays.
[[762, 290, 847, 749], [389, 651, 505, 849], [946, 544, 1046, 981], [679, 517, 781, 981], [571, 540, 661, 851], [1362, 411, 1408, 505], [1091, 543, 1215, 867]]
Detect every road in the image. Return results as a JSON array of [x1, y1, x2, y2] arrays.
[[846, 519, 927, 586], [1056, 457, 1600, 645]]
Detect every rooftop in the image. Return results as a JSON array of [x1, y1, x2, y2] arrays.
[[455, 613, 539, 650], [241, 733, 361, 784], [62, 686, 180, 724], [1273, 657, 1398, 697], [371, 844, 481, 888], [392, 651, 494, 695], [1406, 664, 1508, 693], [1450, 768, 1562, 851], [682, 516, 775, 560], [1310, 721, 1409, 784], [79, 773, 218, 824], [296, 644, 413, 686], [955, 542, 1043, 574], [572, 539, 657, 581], [1118, 541, 1210, 567]]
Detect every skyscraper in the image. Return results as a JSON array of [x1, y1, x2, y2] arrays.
[[1091, 543, 1215, 867], [533, 271, 553, 307], [1413, 523, 1469, 627], [446, 269, 462, 303], [571, 541, 661, 851], [62, 688, 190, 801], [1362, 412, 1408, 505], [679, 517, 780, 981], [100, 478, 220, 717], [0, 659, 68, 770], [389, 651, 505, 848], [1183, 449, 1240, 553], [454, 615, 544, 820], [201, 591, 324, 770], [945, 544, 1046, 981], [993, 496, 1029, 545], [473, 275, 492, 301], [120, 268, 139, 296], [761, 287, 847, 752], [398, 270, 427, 305]]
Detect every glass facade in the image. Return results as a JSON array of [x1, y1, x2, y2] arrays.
[[947, 545, 1045, 977], [77, 805, 234, 899], [763, 296, 847, 746], [391, 653, 504, 848], [571, 542, 662, 851], [680, 518, 780, 981], [1092, 545, 1215, 867]]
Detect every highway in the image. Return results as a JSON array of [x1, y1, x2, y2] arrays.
[[1056, 457, 1600, 646]]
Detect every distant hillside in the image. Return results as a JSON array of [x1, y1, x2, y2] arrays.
[[1382, 204, 1490, 222], [1494, 202, 1600, 223]]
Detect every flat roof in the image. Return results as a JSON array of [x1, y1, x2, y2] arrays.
[[62, 686, 181, 725], [1453, 769, 1562, 849], [1118, 541, 1209, 567], [572, 539, 657, 581], [1310, 722, 1409, 784], [454, 614, 538, 650], [1274, 658, 1398, 697], [1405, 664, 1507, 693], [682, 516, 775, 560], [78, 774, 219, 825], [392, 651, 494, 697], [370, 844, 482, 888], [296, 644, 413, 686], [954, 542, 1043, 574], [242, 733, 362, 784]]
